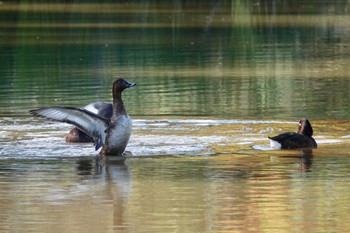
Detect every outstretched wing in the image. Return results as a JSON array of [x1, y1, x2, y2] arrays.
[[30, 106, 109, 150]]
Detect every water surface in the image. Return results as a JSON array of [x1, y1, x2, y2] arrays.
[[1, 1, 350, 232]]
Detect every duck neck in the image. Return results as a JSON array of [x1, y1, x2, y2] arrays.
[[299, 122, 313, 137], [112, 92, 127, 118]]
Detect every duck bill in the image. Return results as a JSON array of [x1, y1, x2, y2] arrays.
[[126, 81, 136, 88]]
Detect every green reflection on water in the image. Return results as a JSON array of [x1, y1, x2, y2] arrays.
[[0, 1, 349, 119]]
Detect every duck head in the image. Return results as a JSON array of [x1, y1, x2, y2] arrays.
[[112, 78, 136, 100], [113, 78, 136, 92], [298, 118, 313, 136]]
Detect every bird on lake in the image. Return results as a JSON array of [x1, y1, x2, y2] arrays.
[[268, 118, 317, 149], [30, 78, 136, 156]]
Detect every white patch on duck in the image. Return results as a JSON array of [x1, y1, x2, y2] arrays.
[[269, 139, 282, 149], [84, 103, 100, 115]]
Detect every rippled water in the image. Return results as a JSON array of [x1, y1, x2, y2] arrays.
[[1, 1, 350, 233]]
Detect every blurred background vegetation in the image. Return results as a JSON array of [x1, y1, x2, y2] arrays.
[[0, 1, 349, 119]]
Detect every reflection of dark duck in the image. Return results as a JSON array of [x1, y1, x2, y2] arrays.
[[268, 118, 317, 149], [299, 148, 313, 171], [65, 102, 112, 143], [30, 78, 136, 156]]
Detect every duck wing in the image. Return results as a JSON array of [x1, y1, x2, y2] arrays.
[[269, 132, 296, 143], [83, 102, 113, 119], [30, 107, 109, 150]]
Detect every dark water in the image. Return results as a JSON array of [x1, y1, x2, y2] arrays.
[[1, 1, 350, 232]]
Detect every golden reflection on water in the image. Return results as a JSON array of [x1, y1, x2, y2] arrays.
[[2, 154, 350, 233], [1, 119, 350, 232]]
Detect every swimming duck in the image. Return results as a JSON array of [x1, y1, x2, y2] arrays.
[[30, 78, 136, 156], [65, 102, 112, 143], [268, 118, 317, 149]]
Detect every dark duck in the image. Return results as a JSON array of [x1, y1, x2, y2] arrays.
[[30, 78, 136, 156], [268, 118, 317, 149]]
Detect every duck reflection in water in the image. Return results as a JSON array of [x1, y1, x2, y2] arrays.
[[278, 148, 314, 172], [298, 148, 313, 172], [76, 157, 132, 197], [76, 156, 132, 226]]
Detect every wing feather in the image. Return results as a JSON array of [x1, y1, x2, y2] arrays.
[[30, 107, 109, 150]]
